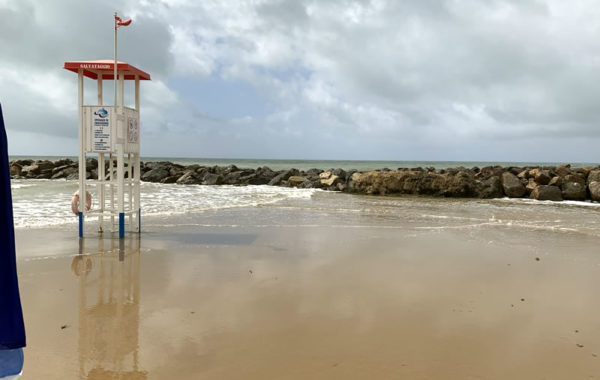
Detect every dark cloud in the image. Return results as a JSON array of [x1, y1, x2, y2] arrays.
[[2, 0, 600, 161]]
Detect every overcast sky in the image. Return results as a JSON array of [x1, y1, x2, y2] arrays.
[[1, 0, 600, 162]]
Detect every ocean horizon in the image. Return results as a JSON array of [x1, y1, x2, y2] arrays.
[[9, 155, 600, 172]]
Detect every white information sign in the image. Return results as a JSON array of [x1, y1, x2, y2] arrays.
[[127, 117, 139, 144], [92, 107, 111, 152]]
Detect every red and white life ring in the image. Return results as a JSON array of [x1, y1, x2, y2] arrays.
[[71, 191, 92, 215]]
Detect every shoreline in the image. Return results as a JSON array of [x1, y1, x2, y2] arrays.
[[15, 195, 600, 379], [9, 158, 600, 202]]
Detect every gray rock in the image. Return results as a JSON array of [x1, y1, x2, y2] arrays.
[[141, 168, 170, 182], [54, 158, 74, 167], [564, 174, 586, 185], [246, 174, 271, 185], [517, 170, 529, 179], [548, 176, 562, 187], [525, 178, 538, 194], [441, 171, 478, 197], [321, 175, 340, 187], [202, 173, 223, 185], [299, 180, 314, 189], [222, 171, 243, 185], [589, 181, 600, 201], [562, 181, 587, 201], [530, 185, 563, 201], [10, 163, 22, 177], [588, 170, 600, 185], [176, 171, 201, 185], [533, 169, 551, 185], [268, 169, 298, 186], [85, 158, 98, 170], [51, 167, 78, 179], [555, 163, 571, 177], [476, 176, 503, 199], [332, 168, 347, 180], [288, 176, 308, 187], [160, 175, 180, 184], [501, 172, 526, 198], [21, 164, 41, 176]]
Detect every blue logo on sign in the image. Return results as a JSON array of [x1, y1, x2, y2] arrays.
[[94, 108, 108, 118]]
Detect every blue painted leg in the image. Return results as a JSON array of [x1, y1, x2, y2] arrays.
[[119, 212, 124, 239], [78, 212, 83, 238]]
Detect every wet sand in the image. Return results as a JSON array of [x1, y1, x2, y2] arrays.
[[15, 202, 600, 379]]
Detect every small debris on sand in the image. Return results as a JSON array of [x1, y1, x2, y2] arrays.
[[60, 324, 69, 330], [249, 269, 253, 274], [535, 257, 540, 261], [577, 344, 584, 348]]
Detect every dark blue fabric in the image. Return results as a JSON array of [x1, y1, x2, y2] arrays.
[[0, 103, 26, 349]]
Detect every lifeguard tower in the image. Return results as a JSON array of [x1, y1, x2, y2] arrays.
[[64, 60, 151, 238]]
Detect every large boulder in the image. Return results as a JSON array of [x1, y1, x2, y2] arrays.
[[476, 166, 504, 179], [533, 169, 551, 185], [321, 174, 341, 187], [517, 169, 529, 179], [21, 164, 41, 177], [268, 169, 298, 186], [475, 176, 503, 199], [588, 170, 600, 185], [51, 167, 77, 179], [10, 163, 22, 177], [530, 185, 563, 201], [561, 181, 587, 201], [34, 160, 55, 171], [525, 178, 538, 194], [202, 173, 223, 185], [160, 175, 180, 184], [141, 167, 170, 182], [548, 176, 562, 187], [54, 158, 74, 167], [564, 174, 586, 185], [589, 182, 600, 201], [176, 171, 201, 185], [346, 171, 406, 195], [555, 163, 571, 177], [85, 157, 98, 170], [222, 171, 243, 185], [332, 168, 347, 180], [441, 171, 478, 197], [501, 172, 526, 198], [288, 176, 309, 187]]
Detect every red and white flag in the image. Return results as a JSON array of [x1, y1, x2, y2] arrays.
[[115, 14, 132, 28]]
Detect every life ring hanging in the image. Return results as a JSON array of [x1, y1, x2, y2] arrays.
[[71, 191, 92, 215]]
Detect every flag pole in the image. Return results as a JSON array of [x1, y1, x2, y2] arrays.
[[114, 12, 118, 107]]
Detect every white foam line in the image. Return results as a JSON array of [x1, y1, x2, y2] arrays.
[[415, 221, 581, 234], [493, 198, 600, 208]]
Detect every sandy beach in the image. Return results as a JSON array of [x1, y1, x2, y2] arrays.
[[14, 192, 600, 379]]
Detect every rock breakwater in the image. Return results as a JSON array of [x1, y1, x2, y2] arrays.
[[9, 158, 600, 202]]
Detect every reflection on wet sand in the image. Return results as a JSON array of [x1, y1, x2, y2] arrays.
[[72, 237, 146, 380]]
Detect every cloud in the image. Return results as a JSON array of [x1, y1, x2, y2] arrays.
[[2, 0, 600, 161]]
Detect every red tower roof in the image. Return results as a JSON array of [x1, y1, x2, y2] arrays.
[[63, 60, 151, 81]]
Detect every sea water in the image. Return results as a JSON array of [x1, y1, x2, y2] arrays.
[[10, 155, 600, 172], [10, 179, 317, 229], [10, 178, 600, 240]]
